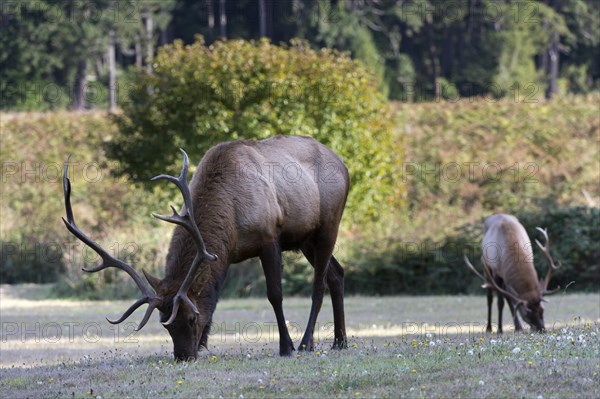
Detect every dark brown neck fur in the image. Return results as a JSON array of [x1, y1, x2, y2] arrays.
[[163, 150, 239, 300]]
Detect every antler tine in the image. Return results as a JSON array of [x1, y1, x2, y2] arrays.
[[534, 227, 560, 295], [481, 260, 528, 309], [463, 254, 525, 306], [463, 255, 486, 283], [151, 149, 217, 326], [151, 149, 217, 261], [62, 155, 160, 328], [105, 296, 160, 332]]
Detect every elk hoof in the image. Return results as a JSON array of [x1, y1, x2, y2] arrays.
[[298, 340, 314, 352], [280, 343, 295, 357], [332, 338, 348, 350]]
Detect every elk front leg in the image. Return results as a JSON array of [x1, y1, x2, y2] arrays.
[[259, 244, 295, 356], [506, 299, 523, 332], [497, 293, 505, 334], [199, 318, 212, 350], [327, 256, 347, 349]]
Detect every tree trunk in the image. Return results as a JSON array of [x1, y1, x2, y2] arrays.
[[546, 30, 559, 99], [219, 0, 227, 38], [259, 0, 267, 37], [207, 0, 215, 29], [427, 20, 440, 99], [441, 28, 453, 78], [146, 13, 154, 73], [73, 59, 87, 110], [540, 18, 550, 80], [108, 30, 117, 112], [135, 41, 142, 67]]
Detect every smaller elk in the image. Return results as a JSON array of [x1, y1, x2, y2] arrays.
[[464, 214, 560, 333]]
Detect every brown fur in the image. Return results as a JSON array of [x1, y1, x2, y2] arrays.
[[151, 136, 350, 359], [63, 136, 349, 360], [478, 214, 547, 332]]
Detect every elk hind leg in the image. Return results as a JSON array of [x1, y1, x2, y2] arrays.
[[486, 288, 493, 333], [327, 256, 347, 349], [299, 236, 336, 351]]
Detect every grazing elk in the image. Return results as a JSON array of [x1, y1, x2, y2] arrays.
[[464, 214, 560, 333], [62, 136, 349, 360]]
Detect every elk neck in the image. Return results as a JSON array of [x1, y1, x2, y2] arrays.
[[163, 178, 237, 302]]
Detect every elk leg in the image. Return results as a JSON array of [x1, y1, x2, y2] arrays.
[[299, 237, 335, 351], [199, 319, 211, 350], [486, 288, 493, 333], [259, 243, 295, 356], [506, 300, 523, 332], [327, 256, 347, 349], [497, 293, 505, 334]]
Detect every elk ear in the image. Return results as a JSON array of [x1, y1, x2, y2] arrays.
[[143, 269, 163, 292]]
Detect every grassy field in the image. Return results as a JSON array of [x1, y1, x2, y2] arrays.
[[0, 285, 599, 398]]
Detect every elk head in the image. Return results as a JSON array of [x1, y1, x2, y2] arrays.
[[518, 226, 561, 331], [62, 149, 216, 360]]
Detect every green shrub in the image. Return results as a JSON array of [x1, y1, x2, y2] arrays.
[[109, 37, 402, 223], [517, 206, 600, 292], [0, 112, 171, 296]]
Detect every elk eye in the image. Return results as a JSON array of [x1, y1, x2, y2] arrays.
[[188, 316, 196, 327]]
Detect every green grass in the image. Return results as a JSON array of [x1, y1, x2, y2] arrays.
[[1, 285, 599, 398]]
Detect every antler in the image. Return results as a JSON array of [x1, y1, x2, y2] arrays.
[[62, 155, 161, 331], [534, 227, 561, 295], [464, 255, 527, 309], [151, 149, 217, 326], [464, 255, 486, 284], [481, 259, 528, 310]]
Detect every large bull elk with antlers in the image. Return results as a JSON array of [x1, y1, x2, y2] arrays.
[[464, 214, 560, 333], [62, 136, 349, 360]]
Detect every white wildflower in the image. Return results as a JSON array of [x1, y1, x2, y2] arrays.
[[512, 347, 521, 354], [478, 380, 485, 386]]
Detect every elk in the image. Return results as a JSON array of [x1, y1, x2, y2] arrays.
[[464, 214, 560, 333], [62, 136, 349, 360]]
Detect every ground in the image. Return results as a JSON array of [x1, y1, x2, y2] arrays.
[[0, 285, 598, 398]]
